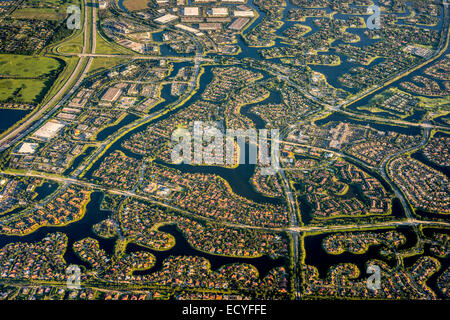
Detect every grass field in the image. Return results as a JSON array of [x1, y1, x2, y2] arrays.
[[418, 94, 450, 109], [40, 56, 80, 106], [95, 32, 133, 55], [122, 0, 150, 11], [0, 79, 47, 103], [0, 54, 61, 78], [11, 8, 64, 20], [88, 57, 129, 75], [57, 30, 133, 55], [11, 0, 80, 21], [58, 43, 84, 54], [0, 55, 63, 104], [57, 31, 84, 54]]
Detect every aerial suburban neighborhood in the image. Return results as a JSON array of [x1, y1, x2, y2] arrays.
[[0, 0, 448, 309]]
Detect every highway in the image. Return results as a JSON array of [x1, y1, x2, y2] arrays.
[[70, 26, 205, 180], [66, 53, 214, 63], [278, 126, 431, 223], [2, 170, 450, 235], [379, 126, 432, 220], [339, 0, 450, 111], [0, 0, 97, 152], [0, 0, 448, 294], [276, 132, 301, 298], [270, 0, 450, 133]]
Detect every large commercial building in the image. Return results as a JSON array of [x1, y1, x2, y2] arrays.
[[154, 14, 178, 24], [101, 87, 123, 103], [183, 7, 200, 16], [234, 9, 254, 17], [209, 7, 228, 16], [32, 120, 66, 141], [229, 17, 250, 30]]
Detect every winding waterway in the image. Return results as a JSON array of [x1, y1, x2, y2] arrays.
[[0, 0, 448, 295]]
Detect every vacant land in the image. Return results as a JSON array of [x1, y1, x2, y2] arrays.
[[57, 31, 84, 54], [11, 0, 80, 21], [0, 54, 61, 78], [88, 57, 129, 75], [95, 32, 133, 55], [11, 8, 64, 20], [123, 0, 149, 11], [0, 55, 62, 103], [40, 56, 79, 106], [0, 79, 47, 103]]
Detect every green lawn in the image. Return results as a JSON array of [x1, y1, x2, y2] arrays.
[[0, 54, 63, 104], [0, 54, 61, 78], [57, 30, 84, 54], [11, 8, 64, 20], [40, 56, 80, 106], [0, 79, 47, 103], [418, 94, 450, 109], [95, 32, 134, 55], [11, 0, 80, 21], [88, 57, 129, 75]]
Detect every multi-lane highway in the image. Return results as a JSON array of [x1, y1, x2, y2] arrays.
[[0, 0, 97, 152]]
